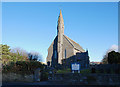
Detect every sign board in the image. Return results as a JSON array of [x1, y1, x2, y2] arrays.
[[71, 63, 80, 71]]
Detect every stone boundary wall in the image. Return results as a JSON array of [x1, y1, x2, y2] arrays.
[[91, 64, 120, 71], [2, 73, 34, 82], [48, 73, 120, 85]]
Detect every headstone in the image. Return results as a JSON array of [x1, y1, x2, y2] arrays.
[[72, 71, 74, 73], [48, 67, 54, 81], [34, 68, 41, 82], [109, 78, 113, 82], [49, 67, 54, 74], [80, 79, 83, 82]]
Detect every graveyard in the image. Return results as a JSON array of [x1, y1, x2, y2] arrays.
[[1, 44, 120, 86], [2, 62, 120, 86]]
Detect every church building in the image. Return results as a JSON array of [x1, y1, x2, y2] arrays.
[[46, 10, 89, 69]]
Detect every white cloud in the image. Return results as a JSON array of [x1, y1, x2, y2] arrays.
[[107, 44, 118, 53], [109, 44, 118, 51], [103, 44, 118, 58]]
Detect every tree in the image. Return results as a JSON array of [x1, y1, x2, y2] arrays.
[[28, 52, 42, 61], [101, 45, 118, 64], [0, 44, 11, 64], [108, 51, 120, 64], [101, 54, 108, 64], [10, 47, 29, 62], [1, 44, 44, 75], [0, 45, 29, 65]]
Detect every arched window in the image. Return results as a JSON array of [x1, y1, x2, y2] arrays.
[[65, 49, 66, 59], [54, 50, 57, 59]]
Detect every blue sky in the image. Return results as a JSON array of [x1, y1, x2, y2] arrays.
[[2, 2, 118, 63]]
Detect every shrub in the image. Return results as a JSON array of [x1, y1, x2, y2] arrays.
[[2, 61, 44, 75], [40, 72, 48, 81], [91, 68, 96, 73]]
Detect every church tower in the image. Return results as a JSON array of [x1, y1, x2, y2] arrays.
[[57, 10, 64, 64], [46, 10, 89, 69]]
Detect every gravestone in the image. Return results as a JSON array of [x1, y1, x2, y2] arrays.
[[34, 68, 41, 82], [48, 67, 55, 80]]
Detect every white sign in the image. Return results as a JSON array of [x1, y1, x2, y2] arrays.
[[71, 63, 80, 71]]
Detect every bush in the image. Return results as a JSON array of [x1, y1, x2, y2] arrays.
[[91, 68, 96, 73], [2, 61, 44, 75], [40, 72, 48, 81]]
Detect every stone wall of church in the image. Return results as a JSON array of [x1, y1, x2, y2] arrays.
[[76, 52, 89, 69], [47, 36, 58, 67], [62, 36, 75, 60], [62, 51, 89, 69], [46, 42, 54, 66]]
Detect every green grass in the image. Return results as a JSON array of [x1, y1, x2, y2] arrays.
[[80, 69, 91, 74], [57, 68, 71, 73], [57, 68, 91, 74], [57, 68, 118, 74]]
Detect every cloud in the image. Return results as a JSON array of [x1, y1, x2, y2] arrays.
[[102, 45, 118, 61], [107, 44, 118, 53]]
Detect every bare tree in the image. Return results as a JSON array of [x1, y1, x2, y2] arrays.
[[28, 51, 42, 62], [10, 47, 28, 61]]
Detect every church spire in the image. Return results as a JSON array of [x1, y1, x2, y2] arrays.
[[57, 9, 64, 35], [57, 10, 64, 64], [58, 9, 64, 24]]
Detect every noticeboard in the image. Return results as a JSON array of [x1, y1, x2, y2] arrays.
[[71, 63, 80, 71]]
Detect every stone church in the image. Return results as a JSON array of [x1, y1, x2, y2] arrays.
[[46, 10, 89, 69]]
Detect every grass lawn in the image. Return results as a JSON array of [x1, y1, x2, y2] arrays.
[[57, 68, 71, 73], [56, 68, 91, 74]]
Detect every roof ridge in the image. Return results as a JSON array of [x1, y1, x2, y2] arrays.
[[63, 35, 85, 52], [63, 35, 74, 48], [64, 35, 80, 46]]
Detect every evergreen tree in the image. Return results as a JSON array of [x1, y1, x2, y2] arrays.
[[0, 44, 11, 64], [108, 51, 120, 64]]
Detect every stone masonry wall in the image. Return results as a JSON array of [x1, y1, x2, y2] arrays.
[[48, 73, 120, 85]]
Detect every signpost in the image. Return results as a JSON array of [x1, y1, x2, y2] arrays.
[[71, 63, 80, 73]]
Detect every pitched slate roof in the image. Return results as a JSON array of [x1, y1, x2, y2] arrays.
[[63, 35, 85, 52], [48, 35, 85, 52]]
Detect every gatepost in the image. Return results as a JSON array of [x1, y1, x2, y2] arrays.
[[34, 68, 41, 82]]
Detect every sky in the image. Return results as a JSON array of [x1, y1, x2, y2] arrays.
[[2, 2, 118, 63]]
